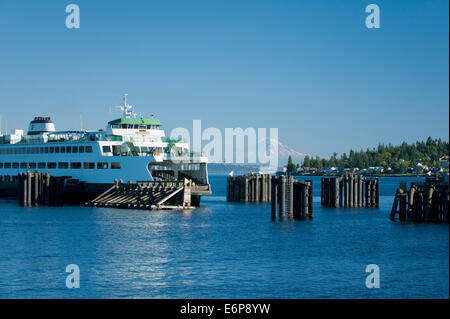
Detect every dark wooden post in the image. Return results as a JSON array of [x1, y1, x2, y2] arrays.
[[287, 176, 294, 218], [278, 175, 286, 218], [271, 176, 278, 219], [334, 178, 339, 207], [375, 178, 379, 208], [321, 177, 324, 206]]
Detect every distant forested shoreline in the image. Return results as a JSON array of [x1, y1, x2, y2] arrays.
[[292, 137, 449, 171]]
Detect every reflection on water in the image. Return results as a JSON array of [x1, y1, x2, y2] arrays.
[[0, 176, 448, 298]]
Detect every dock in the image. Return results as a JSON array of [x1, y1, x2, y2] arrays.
[[390, 176, 449, 222], [271, 175, 313, 219], [226, 174, 272, 202], [321, 173, 379, 208], [85, 178, 195, 210], [17, 172, 66, 206]]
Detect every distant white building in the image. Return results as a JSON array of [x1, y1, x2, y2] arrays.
[[368, 166, 384, 173]]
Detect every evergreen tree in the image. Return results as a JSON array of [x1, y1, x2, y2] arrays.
[[286, 156, 297, 173]]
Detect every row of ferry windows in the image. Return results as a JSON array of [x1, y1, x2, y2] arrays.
[[111, 124, 158, 129], [0, 162, 121, 169], [0, 145, 93, 155]]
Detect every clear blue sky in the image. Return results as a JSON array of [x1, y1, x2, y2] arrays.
[[0, 0, 448, 158]]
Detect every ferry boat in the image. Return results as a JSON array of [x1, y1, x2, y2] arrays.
[[0, 95, 211, 204]]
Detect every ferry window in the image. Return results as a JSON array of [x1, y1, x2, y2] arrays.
[[4, 163, 11, 168], [146, 125, 151, 129], [120, 124, 126, 129], [139, 125, 146, 129], [86, 146, 93, 153], [97, 162, 108, 169], [38, 163, 46, 169], [72, 146, 78, 153], [70, 162, 82, 169], [33, 147, 38, 154], [55, 147, 60, 153], [0, 163, 3, 168], [39, 147, 44, 154], [102, 146, 112, 153], [48, 162, 56, 169], [111, 162, 121, 169], [58, 162, 69, 169], [20, 163, 28, 169], [49, 147, 54, 153], [66, 146, 71, 153], [60, 146, 66, 153], [29, 163, 36, 169], [13, 163, 19, 168], [83, 162, 95, 169], [44, 147, 49, 153], [79, 146, 85, 153]]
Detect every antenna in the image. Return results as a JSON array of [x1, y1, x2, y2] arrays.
[[80, 114, 83, 131], [113, 94, 137, 118], [123, 93, 128, 109]]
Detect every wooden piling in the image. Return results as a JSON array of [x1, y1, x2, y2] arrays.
[[271, 176, 278, 219], [278, 175, 286, 218], [390, 177, 448, 222], [287, 176, 294, 218], [321, 174, 379, 209]]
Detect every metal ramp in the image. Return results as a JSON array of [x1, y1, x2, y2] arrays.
[[85, 178, 193, 210]]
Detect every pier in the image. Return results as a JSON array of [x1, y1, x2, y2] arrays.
[[85, 178, 194, 210], [226, 174, 272, 203], [321, 173, 379, 208], [390, 176, 449, 222], [271, 175, 313, 219]]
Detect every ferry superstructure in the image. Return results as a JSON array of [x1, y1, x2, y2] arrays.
[[0, 95, 211, 201]]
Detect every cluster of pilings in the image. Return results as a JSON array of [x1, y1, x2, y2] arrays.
[[86, 178, 193, 210], [271, 175, 313, 219], [17, 172, 65, 206], [321, 173, 379, 208], [226, 174, 272, 202], [390, 177, 449, 222]]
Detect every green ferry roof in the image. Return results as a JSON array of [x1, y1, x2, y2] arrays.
[[108, 118, 162, 126]]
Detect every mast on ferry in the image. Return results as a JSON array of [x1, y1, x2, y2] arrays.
[[119, 93, 136, 118]]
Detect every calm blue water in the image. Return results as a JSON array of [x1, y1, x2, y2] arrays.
[[0, 175, 448, 298]]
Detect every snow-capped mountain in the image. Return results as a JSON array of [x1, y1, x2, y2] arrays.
[[263, 138, 308, 166]]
